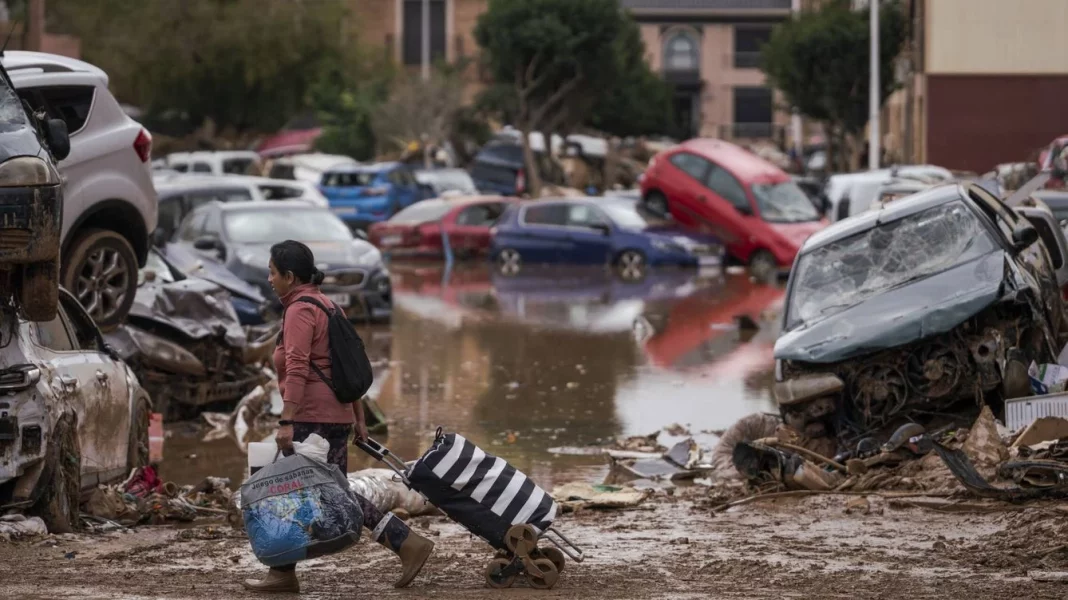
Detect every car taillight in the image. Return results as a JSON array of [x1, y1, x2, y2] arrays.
[[133, 129, 152, 163], [516, 168, 526, 195]]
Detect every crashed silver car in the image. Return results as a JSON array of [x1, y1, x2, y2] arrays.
[[0, 290, 151, 532], [773, 183, 1067, 443]]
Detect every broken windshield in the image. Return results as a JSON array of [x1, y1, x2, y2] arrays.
[[785, 200, 999, 330], [752, 182, 821, 223]]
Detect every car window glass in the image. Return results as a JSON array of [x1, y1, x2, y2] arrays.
[[260, 185, 302, 200], [523, 204, 569, 226], [204, 209, 223, 236], [171, 163, 189, 173], [178, 211, 209, 241], [17, 85, 95, 133], [157, 196, 184, 239], [59, 295, 101, 351], [192, 162, 213, 173], [705, 165, 750, 211], [36, 310, 75, 352], [322, 171, 376, 187], [968, 187, 1016, 241], [567, 205, 608, 228], [669, 152, 711, 181], [222, 158, 257, 175], [456, 204, 504, 226]]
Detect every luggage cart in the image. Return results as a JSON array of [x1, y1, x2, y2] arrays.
[[357, 432, 584, 589]]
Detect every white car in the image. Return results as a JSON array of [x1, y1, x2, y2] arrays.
[[2, 51, 157, 330], [165, 150, 263, 176], [266, 152, 358, 185], [0, 289, 151, 533]]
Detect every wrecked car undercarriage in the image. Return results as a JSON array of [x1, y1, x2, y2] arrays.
[[774, 184, 1065, 450]]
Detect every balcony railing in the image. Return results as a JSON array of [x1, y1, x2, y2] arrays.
[[662, 68, 702, 85], [733, 51, 762, 69], [719, 123, 784, 141]]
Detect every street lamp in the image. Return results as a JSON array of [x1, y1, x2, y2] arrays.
[[868, 0, 880, 170]]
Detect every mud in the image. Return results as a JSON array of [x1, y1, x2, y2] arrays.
[[3, 494, 1067, 599]]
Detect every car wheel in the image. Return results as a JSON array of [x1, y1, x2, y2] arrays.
[[644, 191, 669, 218], [497, 248, 522, 276], [63, 228, 138, 332], [748, 250, 778, 282], [615, 250, 647, 282], [128, 395, 152, 471], [18, 259, 59, 322], [31, 412, 81, 534]]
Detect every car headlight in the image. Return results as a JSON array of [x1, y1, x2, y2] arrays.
[[0, 156, 60, 187], [652, 239, 686, 254], [127, 327, 207, 377], [355, 247, 382, 267]]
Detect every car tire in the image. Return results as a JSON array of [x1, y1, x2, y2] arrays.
[[63, 228, 139, 332], [615, 250, 647, 282], [497, 248, 522, 276], [128, 395, 152, 471], [19, 259, 59, 322], [644, 191, 669, 218], [748, 250, 778, 282], [31, 412, 81, 534]]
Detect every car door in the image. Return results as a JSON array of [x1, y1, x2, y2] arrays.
[[393, 168, 420, 209], [452, 202, 500, 254], [663, 152, 712, 228], [701, 163, 756, 258], [33, 294, 131, 488], [564, 204, 613, 265], [518, 203, 570, 263]]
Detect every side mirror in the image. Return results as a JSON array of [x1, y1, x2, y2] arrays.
[[193, 236, 220, 251], [45, 118, 70, 161], [1012, 221, 1040, 252]]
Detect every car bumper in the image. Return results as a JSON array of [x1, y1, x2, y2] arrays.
[[329, 199, 392, 227], [382, 245, 444, 260], [0, 184, 62, 265], [320, 276, 393, 322]]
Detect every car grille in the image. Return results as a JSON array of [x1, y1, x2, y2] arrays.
[[324, 270, 366, 287], [0, 228, 31, 251]]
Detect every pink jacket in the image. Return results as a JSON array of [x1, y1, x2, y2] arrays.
[[274, 283, 354, 424]]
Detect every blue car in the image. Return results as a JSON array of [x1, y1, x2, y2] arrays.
[[319, 162, 432, 229], [489, 198, 724, 281]]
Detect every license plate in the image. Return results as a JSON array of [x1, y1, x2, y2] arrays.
[[326, 293, 351, 307], [380, 235, 402, 246], [332, 207, 357, 215]]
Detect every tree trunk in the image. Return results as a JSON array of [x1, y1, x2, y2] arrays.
[[519, 127, 542, 198]]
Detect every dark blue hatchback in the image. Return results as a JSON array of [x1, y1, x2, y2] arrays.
[[489, 198, 724, 281]]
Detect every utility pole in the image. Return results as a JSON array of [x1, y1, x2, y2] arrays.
[[868, 0, 880, 170], [790, 0, 803, 163], [421, 0, 431, 81]]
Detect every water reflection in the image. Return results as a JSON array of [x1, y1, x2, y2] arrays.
[[162, 264, 786, 489]]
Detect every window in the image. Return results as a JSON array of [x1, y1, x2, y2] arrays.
[[259, 184, 303, 200], [456, 203, 505, 227], [157, 196, 184, 239], [188, 188, 254, 208], [268, 163, 296, 180], [664, 32, 699, 72], [59, 296, 100, 351], [36, 311, 75, 352], [192, 162, 213, 173], [17, 85, 95, 134], [322, 171, 377, 187], [733, 87, 773, 126], [734, 27, 772, 69], [402, 0, 446, 66], [669, 152, 711, 181], [522, 204, 569, 227], [705, 165, 750, 211], [390, 169, 417, 187], [172, 163, 190, 173], [178, 210, 209, 241], [222, 157, 259, 175], [566, 205, 609, 229]]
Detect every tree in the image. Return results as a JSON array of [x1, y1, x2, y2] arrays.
[[49, 0, 354, 138], [370, 69, 464, 163], [475, 0, 629, 195], [761, 0, 907, 171]]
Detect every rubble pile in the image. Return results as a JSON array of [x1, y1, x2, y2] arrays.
[[83, 466, 234, 528]]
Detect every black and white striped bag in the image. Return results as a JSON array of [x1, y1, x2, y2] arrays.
[[408, 430, 558, 550]]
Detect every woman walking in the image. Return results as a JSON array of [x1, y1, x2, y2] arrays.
[[243, 240, 434, 594]]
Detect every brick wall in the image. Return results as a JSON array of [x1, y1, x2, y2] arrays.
[[350, 0, 397, 61]]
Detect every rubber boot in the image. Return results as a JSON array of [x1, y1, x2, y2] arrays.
[[242, 567, 300, 593], [372, 513, 434, 588]]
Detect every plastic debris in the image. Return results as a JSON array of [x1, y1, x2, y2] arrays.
[[0, 514, 47, 540]]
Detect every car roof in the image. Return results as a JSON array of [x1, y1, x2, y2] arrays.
[[0, 51, 109, 82], [676, 138, 788, 182], [801, 183, 966, 250], [327, 161, 400, 174], [216, 199, 324, 212], [155, 178, 254, 195]]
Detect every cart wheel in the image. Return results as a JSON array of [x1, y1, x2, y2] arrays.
[[536, 547, 566, 573], [506, 524, 539, 557], [527, 558, 560, 590], [485, 558, 516, 589]]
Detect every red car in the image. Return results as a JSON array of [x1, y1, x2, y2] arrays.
[[640, 139, 827, 275], [368, 196, 514, 259]]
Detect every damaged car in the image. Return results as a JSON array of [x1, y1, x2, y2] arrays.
[[0, 290, 151, 533], [105, 275, 276, 421], [773, 183, 1067, 445]]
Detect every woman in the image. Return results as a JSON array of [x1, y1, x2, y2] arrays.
[[243, 240, 434, 594]]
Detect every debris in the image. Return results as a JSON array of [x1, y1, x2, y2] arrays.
[[732, 441, 843, 491], [606, 438, 713, 484], [961, 406, 1008, 469], [881, 423, 926, 452], [664, 423, 690, 436], [1012, 416, 1068, 448], [1005, 392, 1068, 433], [710, 413, 782, 476], [552, 482, 651, 512], [547, 446, 661, 460], [844, 496, 870, 514], [0, 514, 47, 540], [1029, 362, 1068, 395]]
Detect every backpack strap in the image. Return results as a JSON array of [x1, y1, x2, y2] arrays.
[[281, 295, 340, 393]]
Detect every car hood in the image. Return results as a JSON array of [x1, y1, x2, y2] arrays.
[[768, 220, 827, 249], [126, 278, 248, 347], [158, 244, 266, 303], [234, 240, 380, 271], [774, 250, 1010, 364]]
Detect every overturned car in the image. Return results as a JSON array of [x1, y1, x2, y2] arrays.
[[774, 183, 1067, 446]]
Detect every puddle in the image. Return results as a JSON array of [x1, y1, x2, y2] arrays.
[[161, 264, 784, 490]]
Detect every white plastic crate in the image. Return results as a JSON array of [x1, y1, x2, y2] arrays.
[[1005, 393, 1068, 433]]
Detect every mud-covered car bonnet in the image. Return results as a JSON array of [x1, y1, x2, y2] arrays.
[[774, 250, 1010, 364], [127, 278, 248, 347]]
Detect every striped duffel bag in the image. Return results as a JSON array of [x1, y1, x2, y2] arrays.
[[407, 428, 558, 550]]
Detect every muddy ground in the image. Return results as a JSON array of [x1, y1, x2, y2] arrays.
[[4, 492, 1068, 599]]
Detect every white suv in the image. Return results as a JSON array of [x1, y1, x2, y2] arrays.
[[1, 51, 157, 330]]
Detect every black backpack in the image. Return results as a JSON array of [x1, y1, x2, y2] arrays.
[[279, 296, 374, 404]]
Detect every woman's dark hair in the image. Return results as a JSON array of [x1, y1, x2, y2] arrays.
[[270, 240, 324, 285]]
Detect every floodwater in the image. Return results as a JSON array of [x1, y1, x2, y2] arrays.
[[161, 264, 785, 489]]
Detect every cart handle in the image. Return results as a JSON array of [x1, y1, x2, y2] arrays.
[[355, 437, 388, 461]]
